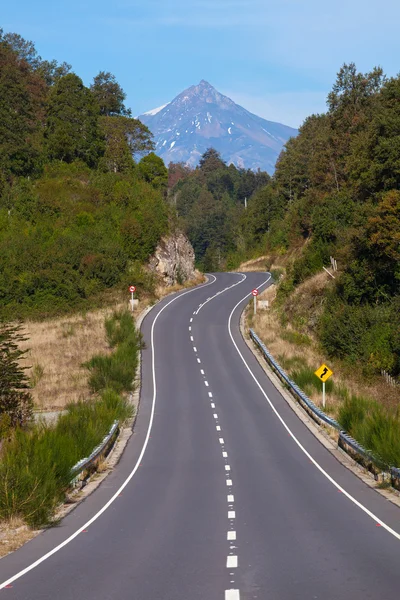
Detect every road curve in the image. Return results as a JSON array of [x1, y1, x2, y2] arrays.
[[1, 272, 400, 599]]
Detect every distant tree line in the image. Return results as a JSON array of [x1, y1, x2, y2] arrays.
[[169, 148, 270, 270]]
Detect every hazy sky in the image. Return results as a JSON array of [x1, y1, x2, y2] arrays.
[[3, 0, 400, 127]]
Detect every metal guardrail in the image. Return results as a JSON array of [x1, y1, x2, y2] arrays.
[[249, 328, 400, 487], [70, 420, 120, 487], [250, 329, 341, 430]]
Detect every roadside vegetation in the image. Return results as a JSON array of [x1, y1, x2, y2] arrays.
[[0, 28, 169, 321], [0, 311, 138, 528], [248, 275, 400, 470]]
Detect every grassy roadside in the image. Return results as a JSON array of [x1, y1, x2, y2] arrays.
[[0, 310, 139, 530], [247, 269, 400, 470], [19, 273, 205, 414]]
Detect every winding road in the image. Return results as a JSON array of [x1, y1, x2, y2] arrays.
[[1, 272, 400, 599]]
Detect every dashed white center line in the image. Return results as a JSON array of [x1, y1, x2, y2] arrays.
[[226, 556, 238, 568], [225, 590, 240, 600], [187, 280, 248, 600]]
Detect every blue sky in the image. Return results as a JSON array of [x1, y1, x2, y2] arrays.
[[3, 0, 400, 127]]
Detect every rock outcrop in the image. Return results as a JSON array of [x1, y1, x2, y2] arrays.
[[148, 232, 197, 286]]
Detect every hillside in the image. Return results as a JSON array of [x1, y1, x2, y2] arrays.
[[139, 80, 297, 173], [0, 30, 170, 320]]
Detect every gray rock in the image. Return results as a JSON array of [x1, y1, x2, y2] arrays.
[[148, 232, 197, 286]]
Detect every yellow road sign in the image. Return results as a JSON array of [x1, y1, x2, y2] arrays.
[[314, 364, 333, 382]]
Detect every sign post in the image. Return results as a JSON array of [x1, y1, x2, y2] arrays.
[[252, 289, 259, 315], [129, 285, 136, 312], [314, 363, 333, 409]]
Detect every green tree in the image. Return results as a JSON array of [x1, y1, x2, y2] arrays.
[[46, 74, 104, 167], [199, 148, 226, 173], [0, 322, 33, 429], [0, 42, 45, 185], [91, 71, 131, 117], [138, 152, 168, 189]]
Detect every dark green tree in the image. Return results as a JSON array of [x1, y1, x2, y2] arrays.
[[138, 152, 168, 189], [91, 71, 131, 117], [0, 42, 45, 185], [46, 74, 104, 167], [0, 322, 33, 430], [199, 148, 226, 173]]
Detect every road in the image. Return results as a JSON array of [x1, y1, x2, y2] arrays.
[[1, 272, 400, 599]]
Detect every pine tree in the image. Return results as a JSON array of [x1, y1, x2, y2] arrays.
[[0, 322, 33, 430]]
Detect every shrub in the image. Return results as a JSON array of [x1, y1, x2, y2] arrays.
[[86, 311, 141, 394], [0, 391, 132, 526]]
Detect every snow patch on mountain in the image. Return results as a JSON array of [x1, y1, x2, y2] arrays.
[[143, 103, 169, 116]]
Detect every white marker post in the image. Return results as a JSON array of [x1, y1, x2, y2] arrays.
[[129, 285, 136, 312], [252, 289, 259, 315], [322, 381, 326, 409]]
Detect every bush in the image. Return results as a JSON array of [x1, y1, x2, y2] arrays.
[[338, 395, 400, 468], [0, 390, 131, 526], [86, 310, 142, 394]]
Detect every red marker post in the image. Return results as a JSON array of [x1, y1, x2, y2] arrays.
[[129, 285, 136, 312], [252, 288, 259, 315]]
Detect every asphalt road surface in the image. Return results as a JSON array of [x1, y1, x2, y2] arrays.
[[1, 272, 400, 599]]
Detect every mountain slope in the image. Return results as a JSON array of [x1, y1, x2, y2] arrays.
[[139, 80, 297, 173]]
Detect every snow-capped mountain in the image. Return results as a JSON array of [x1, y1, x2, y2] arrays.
[[138, 80, 297, 173]]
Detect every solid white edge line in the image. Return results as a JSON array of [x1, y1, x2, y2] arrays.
[[0, 275, 220, 590], [228, 274, 400, 542]]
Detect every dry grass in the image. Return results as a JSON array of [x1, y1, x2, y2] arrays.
[[155, 271, 205, 298], [0, 518, 40, 558], [237, 256, 268, 272], [20, 274, 205, 412], [21, 305, 126, 411]]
